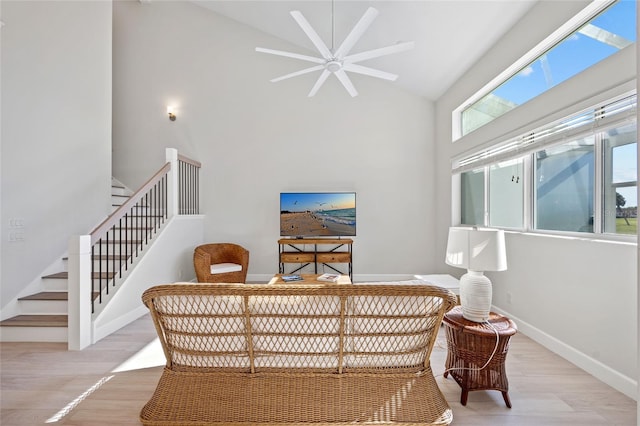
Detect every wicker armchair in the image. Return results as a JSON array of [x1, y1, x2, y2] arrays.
[[193, 243, 249, 283]]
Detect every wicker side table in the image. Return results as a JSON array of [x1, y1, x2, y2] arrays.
[[442, 306, 517, 408]]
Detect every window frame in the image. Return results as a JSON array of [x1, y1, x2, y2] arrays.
[[456, 93, 637, 242], [452, 0, 628, 141], [488, 158, 525, 230]]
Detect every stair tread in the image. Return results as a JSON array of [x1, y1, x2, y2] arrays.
[[63, 255, 130, 260], [19, 292, 67, 301], [99, 226, 154, 229], [97, 240, 143, 244], [116, 226, 155, 229], [97, 225, 153, 231], [43, 271, 117, 279], [0, 315, 67, 327], [2, 180, 164, 334], [43, 272, 68, 279]]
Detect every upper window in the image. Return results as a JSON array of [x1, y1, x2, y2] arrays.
[[460, 0, 636, 136]]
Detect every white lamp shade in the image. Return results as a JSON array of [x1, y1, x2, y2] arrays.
[[445, 227, 507, 272]]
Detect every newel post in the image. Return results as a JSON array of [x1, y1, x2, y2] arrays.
[[166, 147, 179, 218], [68, 235, 93, 350]]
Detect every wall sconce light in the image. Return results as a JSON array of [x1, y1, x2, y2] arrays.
[[167, 106, 176, 121]]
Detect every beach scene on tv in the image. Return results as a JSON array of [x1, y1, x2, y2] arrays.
[[280, 192, 356, 237]]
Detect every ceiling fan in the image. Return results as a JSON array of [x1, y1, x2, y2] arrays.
[[256, 6, 414, 97]]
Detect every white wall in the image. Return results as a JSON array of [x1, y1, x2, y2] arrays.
[[112, 1, 436, 279], [0, 1, 112, 310], [435, 1, 637, 398]]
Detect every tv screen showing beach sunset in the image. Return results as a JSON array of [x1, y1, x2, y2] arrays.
[[280, 192, 356, 237]]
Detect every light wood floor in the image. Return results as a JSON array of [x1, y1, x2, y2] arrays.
[[1, 314, 636, 425]]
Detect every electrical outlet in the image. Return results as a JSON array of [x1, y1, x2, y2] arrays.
[[8, 218, 25, 229], [8, 231, 25, 242], [506, 292, 513, 304]]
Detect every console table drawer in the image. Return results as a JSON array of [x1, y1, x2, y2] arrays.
[[316, 252, 351, 263], [278, 238, 352, 279], [280, 252, 315, 263]]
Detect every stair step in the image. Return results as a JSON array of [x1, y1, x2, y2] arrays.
[[43, 272, 68, 279], [97, 240, 143, 244], [0, 179, 149, 343], [18, 290, 100, 299], [0, 314, 67, 327], [43, 271, 117, 280], [43, 279, 68, 291], [19, 292, 67, 301], [97, 254, 130, 260], [101, 226, 154, 230], [63, 254, 130, 261]]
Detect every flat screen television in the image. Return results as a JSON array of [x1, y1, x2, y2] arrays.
[[280, 192, 356, 237]]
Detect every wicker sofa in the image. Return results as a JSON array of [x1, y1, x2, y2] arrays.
[[140, 283, 458, 425]]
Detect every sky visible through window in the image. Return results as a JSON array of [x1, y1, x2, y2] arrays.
[[493, 1, 636, 106], [495, 1, 638, 209]]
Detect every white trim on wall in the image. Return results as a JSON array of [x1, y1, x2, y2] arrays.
[[493, 305, 637, 399]]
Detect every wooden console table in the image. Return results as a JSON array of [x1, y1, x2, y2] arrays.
[[278, 238, 352, 279], [442, 306, 517, 408]]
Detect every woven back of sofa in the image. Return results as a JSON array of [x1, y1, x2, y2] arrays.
[[142, 283, 457, 374]]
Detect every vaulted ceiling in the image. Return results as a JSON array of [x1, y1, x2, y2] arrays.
[[191, 0, 538, 100]]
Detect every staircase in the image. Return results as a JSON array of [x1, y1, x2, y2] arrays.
[[1, 150, 202, 347], [0, 179, 135, 342]]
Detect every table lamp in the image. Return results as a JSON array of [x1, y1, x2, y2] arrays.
[[445, 227, 507, 322]]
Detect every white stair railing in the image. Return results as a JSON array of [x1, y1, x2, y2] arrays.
[[68, 148, 200, 350]]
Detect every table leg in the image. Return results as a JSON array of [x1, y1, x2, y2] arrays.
[[502, 391, 512, 408], [460, 389, 469, 406]]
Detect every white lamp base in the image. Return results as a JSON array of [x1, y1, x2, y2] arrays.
[[459, 270, 492, 322]]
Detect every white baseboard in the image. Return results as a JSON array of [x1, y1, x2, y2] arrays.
[[0, 326, 67, 342], [92, 305, 148, 344], [492, 305, 638, 400]]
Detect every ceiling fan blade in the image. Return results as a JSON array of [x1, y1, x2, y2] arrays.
[[334, 69, 358, 97], [271, 65, 325, 83], [334, 7, 379, 60], [343, 64, 398, 81], [290, 11, 332, 59], [343, 41, 415, 64], [308, 70, 331, 97], [256, 47, 325, 64]]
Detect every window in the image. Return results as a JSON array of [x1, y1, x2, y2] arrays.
[[489, 159, 524, 229], [461, 169, 484, 225], [603, 122, 638, 235], [459, 0, 636, 137], [457, 93, 637, 239], [535, 138, 595, 233]]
